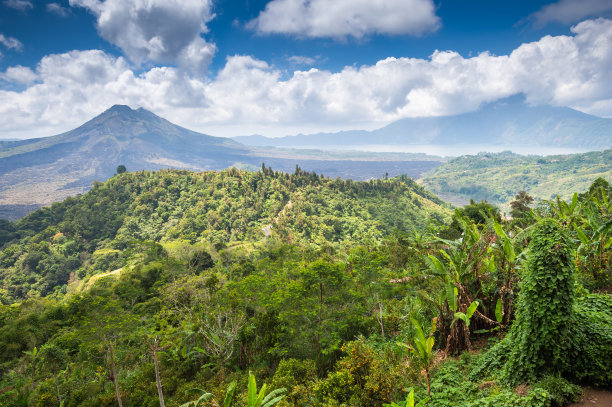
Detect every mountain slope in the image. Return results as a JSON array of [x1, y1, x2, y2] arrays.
[[419, 149, 612, 209], [0, 105, 252, 210], [234, 96, 612, 150], [0, 106, 443, 220], [0, 168, 450, 302]]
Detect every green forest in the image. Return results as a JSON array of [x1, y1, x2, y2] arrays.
[[0, 167, 610, 407], [419, 149, 612, 210]]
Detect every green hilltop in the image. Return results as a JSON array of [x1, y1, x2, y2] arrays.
[[0, 166, 449, 303]]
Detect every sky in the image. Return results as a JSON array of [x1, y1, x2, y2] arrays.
[[0, 0, 612, 139]]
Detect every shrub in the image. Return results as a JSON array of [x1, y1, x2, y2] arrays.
[[471, 220, 612, 388], [533, 375, 582, 407]]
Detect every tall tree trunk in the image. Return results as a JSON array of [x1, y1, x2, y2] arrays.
[[107, 343, 123, 407], [54, 373, 61, 405], [376, 296, 385, 338], [152, 349, 165, 407]]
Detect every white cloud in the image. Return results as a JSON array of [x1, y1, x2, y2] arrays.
[[69, 0, 216, 74], [2, 0, 32, 11], [47, 2, 70, 17], [0, 66, 37, 84], [249, 0, 440, 39], [1, 18, 612, 139], [287, 55, 317, 66], [529, 0, 612, 27], [0, 34, 23, 51]]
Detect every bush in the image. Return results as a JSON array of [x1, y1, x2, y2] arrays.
[[533, 376, 582, 407], [562, 294, 612, 386], [271, 358, 317, 406]]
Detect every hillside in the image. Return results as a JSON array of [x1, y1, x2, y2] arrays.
[[419, 149, 612, 209], [0, 167, 450, 303], [234, 96, 612, 151], [0, 106, 442, 221], [0, 174, 608, 407]]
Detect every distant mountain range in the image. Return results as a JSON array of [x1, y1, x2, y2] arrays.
[[234, 96, 612, 150], [0, 106, 440, 220]]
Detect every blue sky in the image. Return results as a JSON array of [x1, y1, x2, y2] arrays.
[[1, 0, 612, 138]]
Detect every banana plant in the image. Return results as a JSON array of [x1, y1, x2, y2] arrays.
[[398, 318, 436, 397], [548, 193, 582, 223], [573, 196, 612, 282], [384, 388, 430, 407], [451, 300, 478, 328], [23, 346, 38, 380], [246, 371, 286, 407], [180, 380, 236, 407]]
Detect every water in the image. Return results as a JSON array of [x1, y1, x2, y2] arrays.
[[291, 144, 589, 157]]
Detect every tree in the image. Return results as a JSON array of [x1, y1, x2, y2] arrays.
[[37, 343, 67, 405], [144, 335, 170, 407], [75, 295, 137, 407], [116, 165, 127, 174], [510, 191, 534, 226]]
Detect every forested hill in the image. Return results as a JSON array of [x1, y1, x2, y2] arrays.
[[419, 149, 612, 209], [0, 167, 450, 303]]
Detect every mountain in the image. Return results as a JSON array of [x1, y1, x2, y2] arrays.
[[234, 96, 612, 151], [0, 105, 251, 215], [419, 149, 612, 209], [0, 106, 442, 220]]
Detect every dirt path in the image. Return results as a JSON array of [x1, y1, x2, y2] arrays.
[[262, 200, 293, 238], [567, 388, 612, 406]]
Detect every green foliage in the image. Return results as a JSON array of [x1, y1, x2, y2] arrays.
[[270, 358, 317, 405], [398, 318, 436, 396], [501, 219, 576, 385], [420, 150, 612, 211], [472, 219, 612, 388], [314, 339, 403, 405], [384, 388, 430, 407], [562, 294, 612, 386], [0, 171, 610, 407], [0, 169, 450, 303], [247, 371, 286, 407], [532, 376, 582, 407]]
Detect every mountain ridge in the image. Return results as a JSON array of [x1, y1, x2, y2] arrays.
[[234, 97, 612, 150]]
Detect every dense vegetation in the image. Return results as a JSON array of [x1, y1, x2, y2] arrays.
[[0, 169, 610, 407], [0, 166, 449, 303], [419, 149, 612, 210]]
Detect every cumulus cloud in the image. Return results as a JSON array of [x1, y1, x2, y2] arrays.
[[528, 0, 612, 27], [0, 66, 37, 84], [69, 0, 216, 74], [47, 2, 71, 17], [249, 0, 440, 39], [0, 34, 23, 51], [2, 0, 32, 11], [1, 18, 612, 139]]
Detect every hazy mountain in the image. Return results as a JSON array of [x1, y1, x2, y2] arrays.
[[0, 105, 255, 217], [234, 96, 612, 150], [0, 105, 442, 220]]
